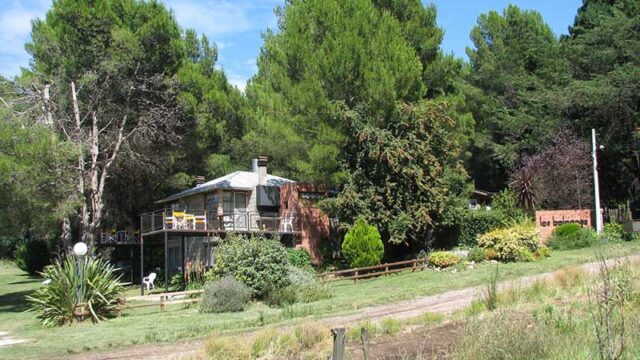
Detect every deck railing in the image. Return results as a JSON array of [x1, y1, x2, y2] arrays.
[[99, 231, 139, 245], [140, 210, 298, 234]]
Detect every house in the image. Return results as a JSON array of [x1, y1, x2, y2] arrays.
[[137, 157, 333, 291]]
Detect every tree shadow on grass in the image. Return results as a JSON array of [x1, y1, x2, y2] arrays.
[[0, 289, 35, 313]]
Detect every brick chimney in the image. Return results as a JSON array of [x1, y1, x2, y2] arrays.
[[195, 175, 205, 187], [256, 156, 268, 185]]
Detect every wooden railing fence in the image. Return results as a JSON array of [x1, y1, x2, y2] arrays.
[[319, 258, 428, 282], [115, 289, 204, 315]]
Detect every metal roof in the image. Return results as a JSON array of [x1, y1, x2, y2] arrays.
[[155, 171, 293, 204]]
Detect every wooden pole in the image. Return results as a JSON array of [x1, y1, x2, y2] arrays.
[[331, 327, 345, 360], [361, 327, 370, 360], [140, 214, 144, 296]]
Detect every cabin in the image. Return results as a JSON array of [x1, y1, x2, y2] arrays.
[[135, 157, 333, 291]]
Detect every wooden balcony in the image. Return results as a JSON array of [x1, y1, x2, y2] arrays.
[[140, 210, 298, 236]]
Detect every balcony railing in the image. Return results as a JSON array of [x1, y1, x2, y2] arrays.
[[140, 210, 298, 234], [100, 231, 139, 245]]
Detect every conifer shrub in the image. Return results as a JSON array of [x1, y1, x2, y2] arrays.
[[341, 218, 384, 268]]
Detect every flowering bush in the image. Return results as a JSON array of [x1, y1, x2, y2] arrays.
[[477, 224, 541, 262], [428, 251, 461, 268]]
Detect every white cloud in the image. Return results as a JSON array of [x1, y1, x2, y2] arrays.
[[164, 0, 281, 35], [228, 77, 247, 92]]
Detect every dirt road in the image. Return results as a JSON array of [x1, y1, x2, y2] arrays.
[[63, 254, 640, 360]]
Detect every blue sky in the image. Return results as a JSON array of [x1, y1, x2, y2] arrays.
[[0, 0, 582, 91]]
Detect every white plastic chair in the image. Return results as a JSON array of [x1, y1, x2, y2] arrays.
[[280, 216, 294, 232], [143, 272, 156, 291]]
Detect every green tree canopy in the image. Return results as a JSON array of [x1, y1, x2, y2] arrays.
[[246, 0, 426, 183], [561, 0, 640, 203], [465, 5, 569, 190]]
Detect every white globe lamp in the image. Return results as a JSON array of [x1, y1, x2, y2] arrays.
[[73, 242, 88, 257]]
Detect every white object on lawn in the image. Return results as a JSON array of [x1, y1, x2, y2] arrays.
[[143, 272, 157, 291]]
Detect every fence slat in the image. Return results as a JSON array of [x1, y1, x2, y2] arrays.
[[320, 258, 428, 282]]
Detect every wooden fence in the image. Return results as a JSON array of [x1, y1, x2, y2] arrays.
[[115, 289, 204, 315], [320, 258, 428, 282]]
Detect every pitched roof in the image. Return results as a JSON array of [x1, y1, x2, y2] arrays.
[[155, 171, 293, 204]]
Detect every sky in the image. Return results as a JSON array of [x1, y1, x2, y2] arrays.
[[0, 0, 582, 91]]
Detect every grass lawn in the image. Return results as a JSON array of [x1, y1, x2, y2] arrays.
[[1, 241, 639, 359]]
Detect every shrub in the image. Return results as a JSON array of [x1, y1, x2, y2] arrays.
[[341, 218, 384, 268], [467, 247, 487, 263], [205, 234, 289, 298], [516, 248, 534, 262], [266, 267, 331, 306], [600, 222, 625, 243], [477, 224, 541, 262], [547, 223, 596, 250], [287, 247, 314, 270], [428, 251, 461, 268], [533, 246, 552, 260], [0, 236, 20, 259], [458, 210, 505, 246], [201, 276, 251, 313], [15, 239, 50, 274], [26, 256, 124, 326]]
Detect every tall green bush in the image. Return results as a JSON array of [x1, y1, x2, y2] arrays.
[[15, 239, 50, 274], [205, 235, 289, 298], [547, 223, 596, 250], [0, 236, 20, 259], [458, 210, 505, 246], [287, 248, 314, 271], [26, 256, 124, 326], [341, 218, 384, 268]]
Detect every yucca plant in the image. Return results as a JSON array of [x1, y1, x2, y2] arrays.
[[27, 256, 124, 326]]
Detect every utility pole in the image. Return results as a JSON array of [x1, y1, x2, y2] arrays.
[[592, 129, 603, 234]]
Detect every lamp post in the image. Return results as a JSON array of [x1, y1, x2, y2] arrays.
[[592, 129, 603, 234], [73, 242, 88, 320]]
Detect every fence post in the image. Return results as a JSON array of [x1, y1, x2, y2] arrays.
[[354, 270, 358, 283], [385, 265, 389, 276], [160, 295, 165, 312], [361, 327, 370, 360], [331, 327, 345, 360]]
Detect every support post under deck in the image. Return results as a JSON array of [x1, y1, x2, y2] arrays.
[[164, 231, 169, 292]]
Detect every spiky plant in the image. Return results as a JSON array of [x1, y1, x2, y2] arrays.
[[27, 256, 124, 326]]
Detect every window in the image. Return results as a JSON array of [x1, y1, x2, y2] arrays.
[[235, 192, 247, 210], [300, 191, 324, 207], [223, 192, 233, 214], [222, 191, 248, 213]]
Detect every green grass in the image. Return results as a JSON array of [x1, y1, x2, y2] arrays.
[[1, 241, 639, 359]]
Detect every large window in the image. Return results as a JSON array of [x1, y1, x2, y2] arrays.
[[221, 191, 249, 229]]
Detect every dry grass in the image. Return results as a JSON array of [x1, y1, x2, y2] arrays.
[[553, 266, 587, 289], [201, 321, 331, 359]]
